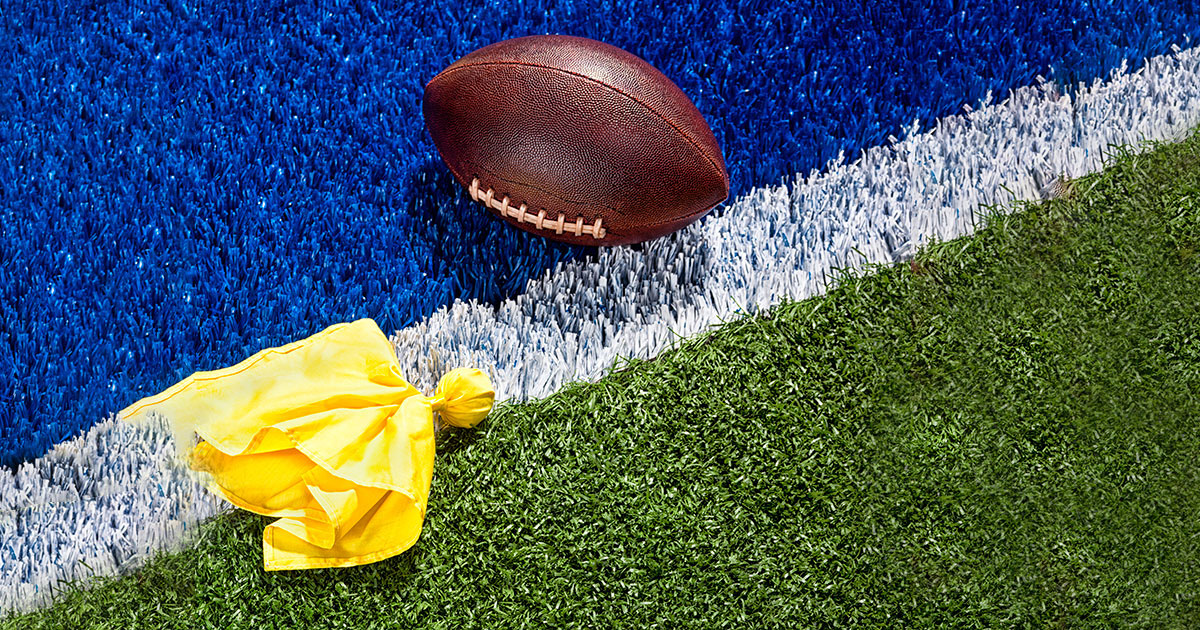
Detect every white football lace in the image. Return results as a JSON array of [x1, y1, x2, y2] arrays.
[[469, 177, 607, 239]]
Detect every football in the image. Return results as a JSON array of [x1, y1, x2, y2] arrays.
[[423, 35, 729, 246]]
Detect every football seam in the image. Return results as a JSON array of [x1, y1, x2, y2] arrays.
[[447, 157, 627, 239], [427, 60, 727, 183], [468, 176, 607, 240], [452, 158, 718, 237], [456, 160, 713, 233], [458, 157, 621, 212]]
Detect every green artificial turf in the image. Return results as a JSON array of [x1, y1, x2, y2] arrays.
[[6, 132, 1200, 628]]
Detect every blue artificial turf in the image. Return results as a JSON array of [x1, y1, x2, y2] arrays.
[[0, 0, 1197, 466]]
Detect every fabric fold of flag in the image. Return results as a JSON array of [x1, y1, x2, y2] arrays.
[[118, 318, 495, 570]]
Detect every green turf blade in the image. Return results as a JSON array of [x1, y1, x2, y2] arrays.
[[6, 131, 1199, 629]]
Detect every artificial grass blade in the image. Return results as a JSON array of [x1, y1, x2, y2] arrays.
[[5, 131, 1200, 628]]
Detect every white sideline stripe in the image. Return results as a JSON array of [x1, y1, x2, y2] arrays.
[[3, 46, 1200, 614], [0, 415, 226, 613], [391, 49, 1200, 398]]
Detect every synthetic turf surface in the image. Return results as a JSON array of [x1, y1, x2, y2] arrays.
[[4, 0, 1200, 465], [6, 127, 1197, 629]]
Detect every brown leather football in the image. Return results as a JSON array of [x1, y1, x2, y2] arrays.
[[423, 35, 729, 246]]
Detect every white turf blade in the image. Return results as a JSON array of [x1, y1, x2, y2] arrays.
[[0, 415, 226, 613], [3, 45, 1200, 614], [391, 48, 1200, 400]]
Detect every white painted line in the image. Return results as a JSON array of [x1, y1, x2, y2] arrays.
[[3, 45, 1198, 614]]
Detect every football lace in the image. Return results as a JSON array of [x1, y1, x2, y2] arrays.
[[469, 177, 607, 239]]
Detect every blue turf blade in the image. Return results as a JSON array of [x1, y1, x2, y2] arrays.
[[1, 0, 1198, 465]]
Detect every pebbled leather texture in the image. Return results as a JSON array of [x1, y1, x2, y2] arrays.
[[424, 35, 729, 246]]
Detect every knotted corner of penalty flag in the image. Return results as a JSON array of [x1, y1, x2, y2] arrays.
[[117, 318, 495, 571]]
